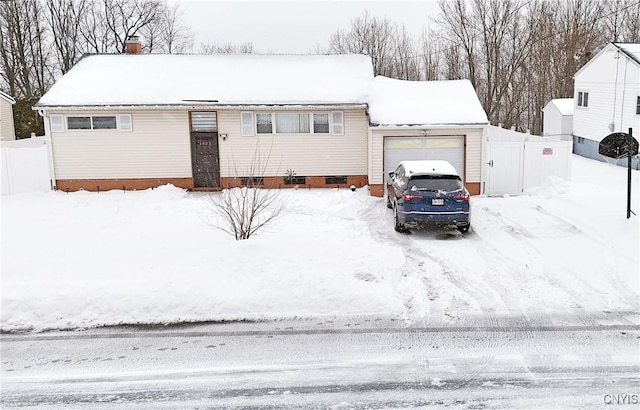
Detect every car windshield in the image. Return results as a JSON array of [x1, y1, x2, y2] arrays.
[[408, 175, 463, 192]]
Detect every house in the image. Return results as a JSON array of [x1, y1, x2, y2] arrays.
[[34, 39, 489, 196], [0, 90, 16, 141], [573, 42, 640, 167], [542, 98, 573, 141]]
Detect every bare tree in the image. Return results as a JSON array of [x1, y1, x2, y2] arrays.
[[0, 0, 52, 97], [140, 2, 193, 53], [199, 41, 254, 54], [80, 0, 116, 53], [46, 0, 88, 74], [389, 25, 421, 80], [419, 28, 444, 81], [602, 0, 640, 42], [328, 10, 395, 76], [160, 2, 193, 53]]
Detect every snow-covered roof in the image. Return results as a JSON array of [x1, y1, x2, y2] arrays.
[[368, 76, 488, 126], [615, 42, 640, 65], [400, 160, 459, 176], [36, 54, 374, 107], [575, 43, 640, 78], [547, 98, 574, 116], [0, 90, 15, 104]]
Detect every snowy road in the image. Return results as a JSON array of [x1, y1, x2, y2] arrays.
[[2, 319, 639, 408]]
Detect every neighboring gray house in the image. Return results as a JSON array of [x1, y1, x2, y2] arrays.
[[0, 90, 16, 141], [573, 42, 640, 168], [542, 98, 573, 141]]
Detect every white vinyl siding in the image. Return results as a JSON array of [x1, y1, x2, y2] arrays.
[[573, 45, 640, 142], [218, 109, 368, 177], [50, 110, 191, 179], [0, 98, 16, 141]]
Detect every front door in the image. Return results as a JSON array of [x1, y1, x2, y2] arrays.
[[190, 112, 220, 188]]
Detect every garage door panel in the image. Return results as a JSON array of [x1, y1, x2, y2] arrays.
[[384, 137, 465, 183]]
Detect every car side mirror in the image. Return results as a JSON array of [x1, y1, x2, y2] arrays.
[[388, 172, 395, 179]]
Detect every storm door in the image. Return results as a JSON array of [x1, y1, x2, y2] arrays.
[[190, 111, 220, 188]]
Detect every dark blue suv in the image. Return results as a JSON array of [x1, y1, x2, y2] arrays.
[[387, 160, 470, 233]]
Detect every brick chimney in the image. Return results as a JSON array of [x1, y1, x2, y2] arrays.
[[124, 36, 142, 54]]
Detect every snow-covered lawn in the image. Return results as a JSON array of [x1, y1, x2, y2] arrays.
[[1, 155, 638, 332]]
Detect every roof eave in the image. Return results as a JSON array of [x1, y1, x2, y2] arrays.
[[32, 102, 369, 112], [370, 122, 489, 129]]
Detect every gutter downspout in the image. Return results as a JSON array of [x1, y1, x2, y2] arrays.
[[36, 109, 56, 190]]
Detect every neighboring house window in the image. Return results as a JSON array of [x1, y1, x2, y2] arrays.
[[51, 114, 132, 132], [248, 111, 343, 135], [636, 96, 640, 115], [577, 91, 589, 107]]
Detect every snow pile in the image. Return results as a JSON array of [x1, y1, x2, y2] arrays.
[[1, 156, 638, 332], [1, 187, 404, 331]]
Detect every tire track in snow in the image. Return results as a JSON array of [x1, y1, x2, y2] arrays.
[[478, 204, 637, 326]]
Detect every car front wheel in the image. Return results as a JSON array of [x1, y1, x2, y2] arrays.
[[457, 224, 470, 233]]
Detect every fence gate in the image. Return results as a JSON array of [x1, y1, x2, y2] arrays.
[[486, 142, 524, 196], [1, 138, 52, 195]]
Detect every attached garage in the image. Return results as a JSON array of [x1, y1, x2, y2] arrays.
[[367, 77, 489, 197]]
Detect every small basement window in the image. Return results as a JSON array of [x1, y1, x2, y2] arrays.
[[284, 175, 306, 185], [241, 177, 264, 186], [325, 176, 347, 184]]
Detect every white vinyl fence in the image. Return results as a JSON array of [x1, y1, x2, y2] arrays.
[[485, 125, 572, 196], [1, 136, 53, 195]]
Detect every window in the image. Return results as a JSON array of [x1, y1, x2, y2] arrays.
[[67, 116, 92, 130], [325, 176, 347, 184], [577, 91, 589, 107], [256, 114, 273, 134], [241, 176, 263, 186], [313, 114, 329, 133], [284, 175, 306, 185], [190, 112, 217, 131], [636, 96, 640, 115], [92, 116, 117, 130], [247, 111, 344, 135], [61, 114, 131, 132], [275, 113, 310, 133]]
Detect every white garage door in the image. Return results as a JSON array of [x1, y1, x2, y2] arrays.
[[384, 136, 465, 183]]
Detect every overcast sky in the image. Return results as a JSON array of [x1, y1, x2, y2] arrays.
[[173, 1, 441, 53]]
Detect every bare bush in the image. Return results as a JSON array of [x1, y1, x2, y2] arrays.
[[205, 143, 284, 240], [207, 185, 284, 240]]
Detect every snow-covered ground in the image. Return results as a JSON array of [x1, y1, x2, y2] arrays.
[[1, 155, 638, 332]]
